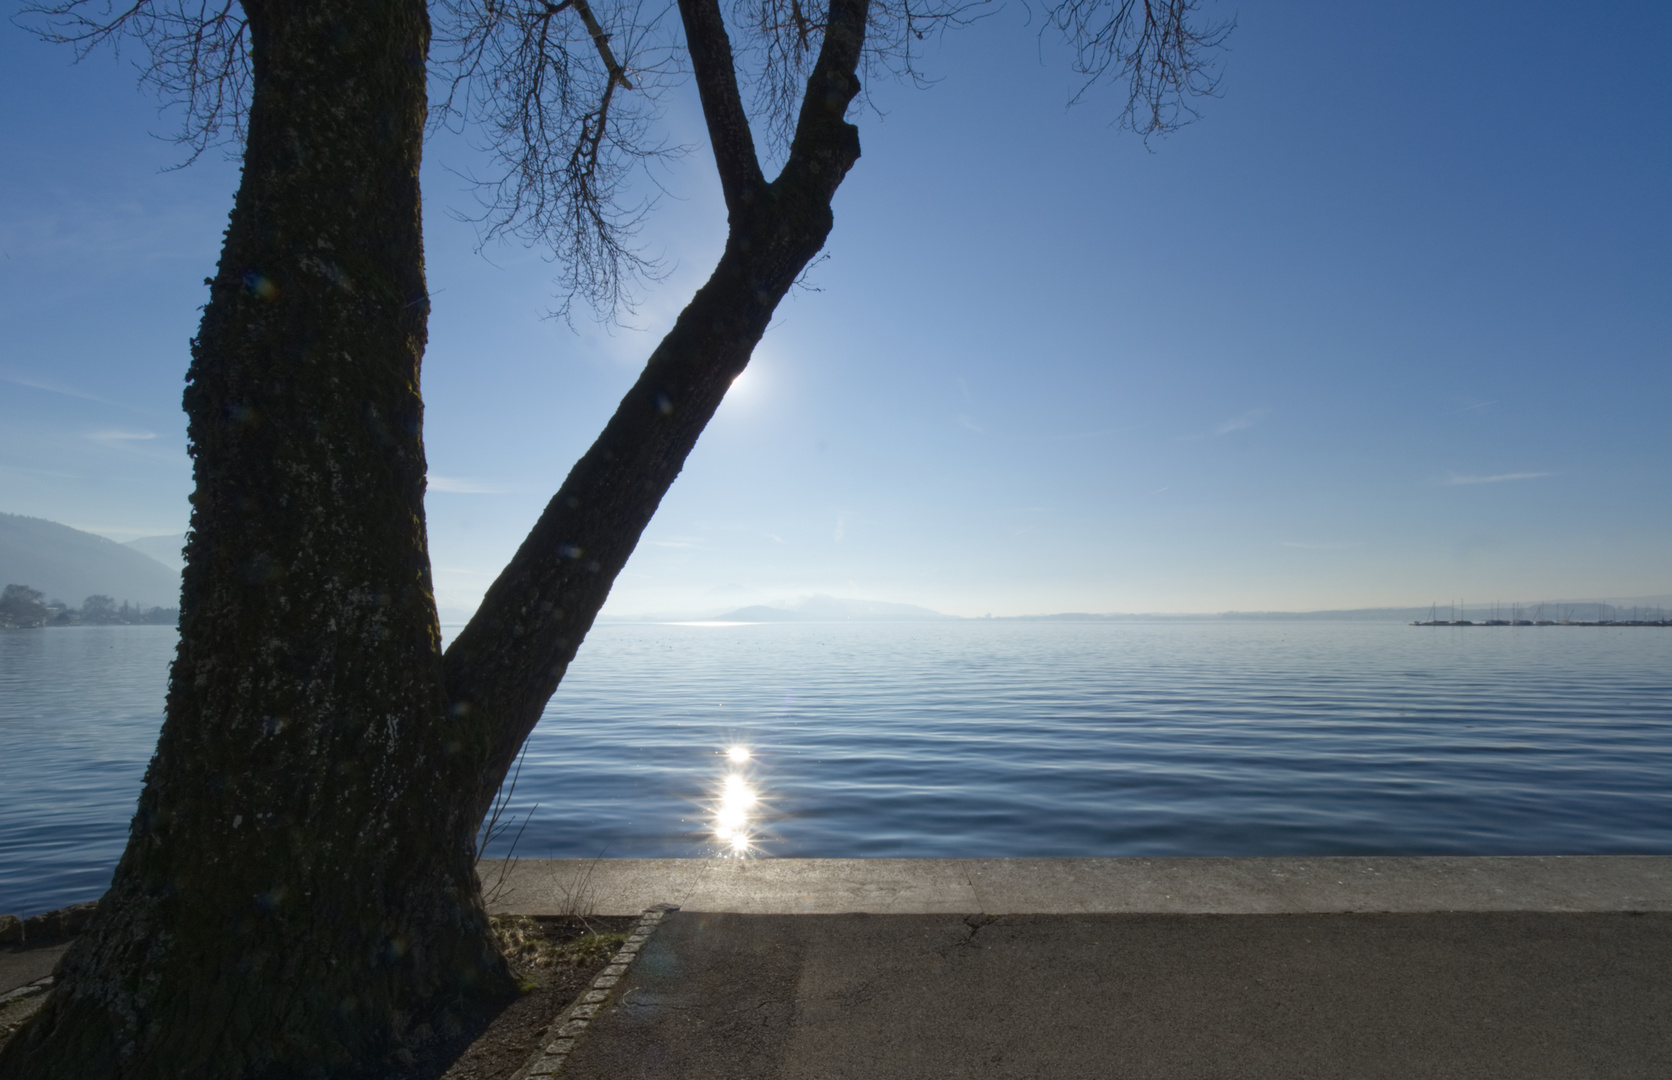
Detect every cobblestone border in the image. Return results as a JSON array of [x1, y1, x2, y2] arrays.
[[509, 904, 674, 1079], [0, 975, 55, 1050], [0, 975, 53, 1009]]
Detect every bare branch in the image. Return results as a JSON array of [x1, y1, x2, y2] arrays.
[[678, 0, 766, 214], [1044, 0, 1232, 137], [785, 0, 867, 163], [433, 0, 680, 322], [17, 0, 253, 163], [571, 0, 633, 88], [24, 0, 1228, 323], [729, 0, 990, 156]]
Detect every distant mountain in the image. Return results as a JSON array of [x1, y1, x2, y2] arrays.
[[712, 595, 958, 622], [712, 604, 806, 622], [124, 533, 187, 572], [0, 514, 181, 609], [998, 608, 1440, 622], [610, 595, 1672, 625], [1003, 599, 1672, 622]]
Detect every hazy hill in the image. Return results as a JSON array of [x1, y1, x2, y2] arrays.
[[713, 595, 957, 622], [0, 513, 181, 608], [1004, 599, 1672, 622], [1001, 608, 1438, 622], [124, 534, 187, 572]]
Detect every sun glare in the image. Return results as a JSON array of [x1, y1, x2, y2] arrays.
[[712, 752, 761, 856]]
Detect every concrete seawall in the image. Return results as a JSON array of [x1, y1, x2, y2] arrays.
[[480, 855, 1672, 916]]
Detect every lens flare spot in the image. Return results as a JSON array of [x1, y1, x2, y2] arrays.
[[727, 746, 751, 763]]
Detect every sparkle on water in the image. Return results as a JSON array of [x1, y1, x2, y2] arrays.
[[714, 765, 760, 854], [711, 746, 760, 852]]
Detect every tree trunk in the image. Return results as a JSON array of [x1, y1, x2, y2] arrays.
[[0, 3, 513, 1077]]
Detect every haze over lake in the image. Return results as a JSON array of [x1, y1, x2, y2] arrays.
[[3, 619, 1669, 914]]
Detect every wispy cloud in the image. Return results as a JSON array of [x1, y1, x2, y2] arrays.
[[1447, 399, 1497, 414], [1282, 540, 1361, 550], [957, 413, 985, 433], [1006, 424, 1141, 443], [1446, 471, 1553, 486], [80, 429, 186, 466], [5, 372, 132, 408], [427, 475, 509, 494], [0, 200, 224, 269], [646, 537, 704, 549], [1213, 408, 1268, 436], [86, 429, 157, 442]]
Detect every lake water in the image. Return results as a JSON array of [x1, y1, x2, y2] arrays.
[[3, 620, 1670, 914]]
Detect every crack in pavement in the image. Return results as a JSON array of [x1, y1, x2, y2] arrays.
[[956, 913, 999, 948]]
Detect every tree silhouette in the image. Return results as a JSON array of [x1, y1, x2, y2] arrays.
[[0, 0, 1227, 1075], [78, 595, 118, 624], [0, 584, 48, 628]]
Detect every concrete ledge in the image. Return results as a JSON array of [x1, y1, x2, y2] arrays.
[[481, 855, 1672, 916]]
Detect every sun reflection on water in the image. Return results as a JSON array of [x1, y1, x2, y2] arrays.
[[712, 746, 761, 855]]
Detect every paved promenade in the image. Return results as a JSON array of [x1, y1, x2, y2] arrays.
[[491, 857, 1672, 1079]]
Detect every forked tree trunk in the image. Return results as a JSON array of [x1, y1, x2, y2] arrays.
[[0, 0, 868, 1074]]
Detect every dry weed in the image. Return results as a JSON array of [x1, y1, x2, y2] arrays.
[[490, 915, 627, 975]]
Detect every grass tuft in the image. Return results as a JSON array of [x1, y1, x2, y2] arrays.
[[490, 914, 628, 974]]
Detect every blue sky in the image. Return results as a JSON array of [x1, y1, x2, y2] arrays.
[[2, 1, 1668, 616]]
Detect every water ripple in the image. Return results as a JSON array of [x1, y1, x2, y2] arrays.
[[2, 621, 1670, 913]]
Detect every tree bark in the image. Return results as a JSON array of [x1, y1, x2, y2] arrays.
[[0, 2, 513, 1077]]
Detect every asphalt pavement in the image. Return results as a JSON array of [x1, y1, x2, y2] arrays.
[[560, 909, 1672, 1080]]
